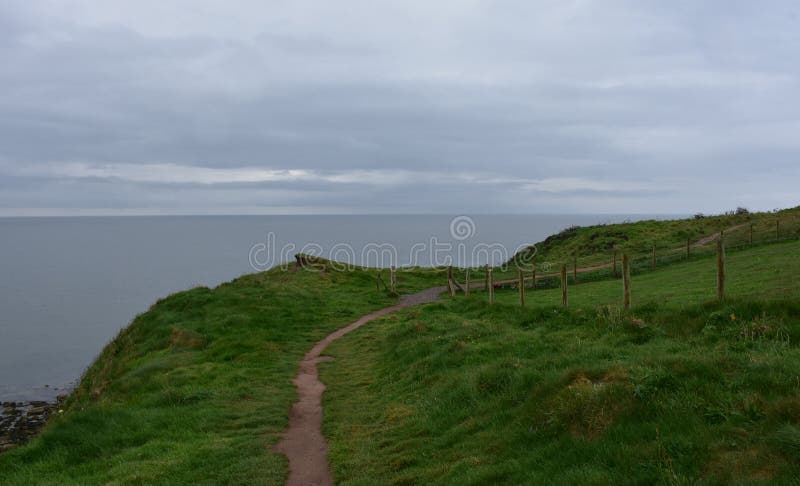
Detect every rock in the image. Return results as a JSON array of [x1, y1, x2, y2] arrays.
[[0, 397, 62, 454]]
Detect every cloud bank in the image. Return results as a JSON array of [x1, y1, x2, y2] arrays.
[[1, 0, 799, 215]]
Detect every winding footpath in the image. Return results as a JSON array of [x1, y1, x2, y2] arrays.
[[272, 224, 747, 485], [273, 286, 446, 486]]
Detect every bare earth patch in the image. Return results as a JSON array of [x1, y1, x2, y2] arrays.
[[273, 287, 444, 486]]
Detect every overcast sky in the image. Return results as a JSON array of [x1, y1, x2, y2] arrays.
[[1, 1, 798, 215]]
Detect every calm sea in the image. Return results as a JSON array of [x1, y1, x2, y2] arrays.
[[0, 214, 678, 401]]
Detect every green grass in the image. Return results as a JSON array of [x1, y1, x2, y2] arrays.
[[0, 263, 441, 485], [496, 239, 800, 309], [320, 241, 800, 484], [3, 210, 800, 484], [512, 205, 800, 270]]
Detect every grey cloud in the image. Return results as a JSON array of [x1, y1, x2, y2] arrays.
[[0, 0, 799, 215]]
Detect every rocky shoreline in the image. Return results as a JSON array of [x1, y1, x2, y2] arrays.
[[0, 397, 66, 453]]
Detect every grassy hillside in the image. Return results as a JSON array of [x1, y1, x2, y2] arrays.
[[500, 239, 800, 309], [2, 209, 799, 484], [0, 263, 441, 485], [512, 206, 800, 270], [321, 240, 800, 484]]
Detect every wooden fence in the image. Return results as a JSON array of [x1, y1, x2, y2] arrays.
[[399, 217, 800, 310], [438, 237, 732, 310]]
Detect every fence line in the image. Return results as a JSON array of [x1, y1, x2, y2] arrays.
[[414, 218, 800, 310], [717, 239, 726, 302], [488, 267, 495, 305], [622, 254, 631, 310]]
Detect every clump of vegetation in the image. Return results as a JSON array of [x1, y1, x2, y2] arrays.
[[772, 425, 800, 460]]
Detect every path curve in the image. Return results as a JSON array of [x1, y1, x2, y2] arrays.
[[272, 220, 748, 484], [688, 222, 750, 248], [510, 222, 753, 284], [273, 286, 446, 486]]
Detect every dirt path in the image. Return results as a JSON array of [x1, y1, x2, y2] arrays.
[[273, 221, 751, 484], [510, 223, 752, 284], [685, 222, 750, 248], [273, 286, 446, 486]]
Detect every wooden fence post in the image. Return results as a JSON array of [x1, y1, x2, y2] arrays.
[[390, 266, 396, 293], [488, 267, 494, 305], [622, 254, 631, 310], [447, 265, 455, 296], [376, 270, 381, 291], [465, 268, 470, 298], [717, 238, 726, 302], [561, 264, 568, 310], [652, 245, 656, 270], [518, 269, 525, 307], [749, 223, 753, 245], [573, 255, 577, 283], [686, 237, 691, 259], [613, 250, 618, 278]]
